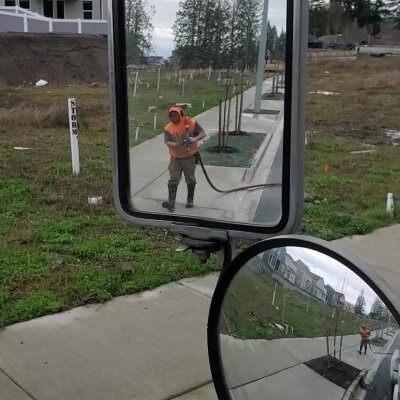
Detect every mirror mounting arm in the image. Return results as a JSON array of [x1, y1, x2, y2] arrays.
[[170, 225, 233, 274], [177, 235, 233, 276]]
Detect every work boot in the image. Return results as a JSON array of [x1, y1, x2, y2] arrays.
[[186, 183, 196, 208], [162, 183, 178, 212]]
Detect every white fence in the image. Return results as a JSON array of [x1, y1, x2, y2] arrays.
[[358, 45, 400, 56], [0, 6, 107, 36]]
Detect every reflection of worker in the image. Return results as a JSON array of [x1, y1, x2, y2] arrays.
[[359, 324, 371, 354], [162, 106, 206, 212]]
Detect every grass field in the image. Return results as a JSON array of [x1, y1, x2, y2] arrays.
[[0, 57, 399, 327], [126, 68, 256, 146], [220, 263, 383, 340]]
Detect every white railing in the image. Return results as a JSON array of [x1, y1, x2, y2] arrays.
[[0, 6, 107, 35], [0, 5, 46, 18]]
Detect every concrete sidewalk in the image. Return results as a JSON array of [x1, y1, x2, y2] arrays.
[[129, 78, 284, 223], [1, 225, 400, 400]]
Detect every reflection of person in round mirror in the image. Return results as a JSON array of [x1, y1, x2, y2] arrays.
[[359, 324, 371, 355], [162, 106, 206, 212]]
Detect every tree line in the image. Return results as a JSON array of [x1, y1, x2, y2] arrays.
[[124, 0, 286, 68], [309, 0, 400, 41], [173, 0, 287, 69]]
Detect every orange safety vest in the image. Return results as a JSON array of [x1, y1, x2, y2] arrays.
[[164, 113, 199, 159]]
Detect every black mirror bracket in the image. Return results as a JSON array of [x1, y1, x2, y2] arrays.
[[171, 224, 233, 275]]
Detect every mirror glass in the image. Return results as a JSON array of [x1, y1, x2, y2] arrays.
[[218, 246, 399, 399], [124, 0, 287, 224]]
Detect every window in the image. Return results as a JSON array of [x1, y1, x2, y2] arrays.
[[19, 0, 30, 8], [43, 0, 53, 17], [5, 0, 16, 6], [83, 0, 92, 19], [56, 0, 64, 18]]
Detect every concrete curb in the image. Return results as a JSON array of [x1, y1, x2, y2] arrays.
[[342, 369, 368, 400], [243, 109, 284, 183]]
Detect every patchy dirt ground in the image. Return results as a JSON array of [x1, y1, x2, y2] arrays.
[[307, 56, 400, 145], [0, 33, 108, 86]]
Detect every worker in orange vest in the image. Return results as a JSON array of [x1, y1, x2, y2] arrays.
[[359, 324, 371, 354], [162, 106, 206, 212]]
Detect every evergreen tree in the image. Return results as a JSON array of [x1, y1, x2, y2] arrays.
[[125, 0, 155, 64], [369, 297, 385, 320], [173, 0, 261, 69], [354, 289, 366, 315], [309, 0, 330, 37]]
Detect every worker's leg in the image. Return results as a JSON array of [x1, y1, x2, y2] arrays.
[[162, 158, 182, 212], [182, 155, 197, 208]]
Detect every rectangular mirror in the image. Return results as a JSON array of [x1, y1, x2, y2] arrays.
[[109, 0, 307, 238]]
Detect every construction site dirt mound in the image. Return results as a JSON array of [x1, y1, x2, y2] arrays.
[[0, 33, 108, 86]]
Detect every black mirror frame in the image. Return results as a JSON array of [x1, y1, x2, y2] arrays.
[[108, 0, 308, 239], [207, 235, 400, 400]]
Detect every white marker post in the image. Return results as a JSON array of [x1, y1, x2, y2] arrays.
[[157, 68, 161, 93], [135, 127, 139, 142], [386, 193, 394, 216], [182, 78, 185, 99], [68, 98, 80, 175], [134, 71, 139, 97], [179, 69, 182, 85], [272, 282, 277, 305], [202, 100, 205, 109], [208, 66, 212, 81], [154, 113, 157, 130]]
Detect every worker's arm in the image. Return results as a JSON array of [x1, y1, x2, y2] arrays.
[[188, 122, 206, 143], [164, 130, 182, 148], [166, 141, 181, 148]]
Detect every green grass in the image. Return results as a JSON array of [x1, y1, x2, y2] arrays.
[[221, 263, 383, 340], [299, 138, 400, 240], [0, 58, 399, 328], [127, 69, 256, 146]]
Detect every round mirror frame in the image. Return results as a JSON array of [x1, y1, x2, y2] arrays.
[[207, 234, 400, 400]]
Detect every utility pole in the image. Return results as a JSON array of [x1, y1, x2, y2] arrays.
[[254, 0, 269, 113]]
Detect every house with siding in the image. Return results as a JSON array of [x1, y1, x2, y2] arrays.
[[294, 259, 313, 294], [309, 272, 327, 302], [0, 0, 107, 20], [0, 0, 107, 35], [263, 248, 297, 285], [325, 285, 345, 307]]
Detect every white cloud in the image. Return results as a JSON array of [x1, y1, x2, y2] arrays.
[[286, 247, 379, 313]]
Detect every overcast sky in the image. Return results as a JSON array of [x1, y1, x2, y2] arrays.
[[150, 0, 287, 57], [287, 247, 379, 314]]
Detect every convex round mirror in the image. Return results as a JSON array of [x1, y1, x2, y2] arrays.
[[208, 236, 400, 400]]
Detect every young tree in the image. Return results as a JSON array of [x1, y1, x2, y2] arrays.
[[354, 289, 366, 315], [125, 0, 155, 64]]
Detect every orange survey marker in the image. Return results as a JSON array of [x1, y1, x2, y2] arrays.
[[324, 164, 329, 173]]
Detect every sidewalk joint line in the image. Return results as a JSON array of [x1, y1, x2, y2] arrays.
[[176, 280, 215, 300], [0, 366, 39, 400], [159, 379, 212, 400]]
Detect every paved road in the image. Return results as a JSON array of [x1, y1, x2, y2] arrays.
[[365, 334, 400, 400]]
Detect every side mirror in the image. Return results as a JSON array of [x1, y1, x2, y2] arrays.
[[108, 0, 308, 239], [207, 236, 400, 400]]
